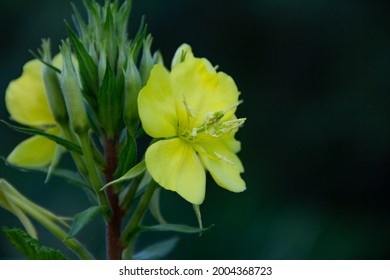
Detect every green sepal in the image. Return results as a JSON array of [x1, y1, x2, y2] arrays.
[[132, 237, 178, 260], [114, 132, 137, 179], [101, 160, 146, 190], [2, 227, 67, 260], [139, 223, 214, 234], [1, 120, 82, 154], [65, 22, 99, 111], [98, 61, 124, 138], [45, 143, 66, 183], [66, 206, 107, 240], [130, 15, 147, 61]]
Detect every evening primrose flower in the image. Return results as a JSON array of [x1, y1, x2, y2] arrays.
[[138, 44, 246, 205], [5, 59, 61, 167]]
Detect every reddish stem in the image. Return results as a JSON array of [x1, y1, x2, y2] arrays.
[[103, 135, 124, 260]]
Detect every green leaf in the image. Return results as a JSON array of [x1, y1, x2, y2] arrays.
[[66, 206, 106, 239], [1, 120, 82, 154], [150, 188, 166, 224], [28, 49, 61, 73], [1, 157, 88, 188], [2, 227, 67, 260], [45, 144, 66, 183], [139, 223, 214, 234], [101, 160, 146, 190], [133, 237, 178, 260], [114, 132, 137, 179]]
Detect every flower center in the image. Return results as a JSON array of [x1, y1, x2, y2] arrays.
[[178, 99, 246, 143]]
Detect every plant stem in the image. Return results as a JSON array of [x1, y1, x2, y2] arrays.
[[103, 135, 124, 260], [79, 132, 110, 220], [121, 180, 157, 247]]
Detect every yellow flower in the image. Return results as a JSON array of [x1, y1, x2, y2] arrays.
[[5, 59, 61, 167], [138, 44, 246, 205]]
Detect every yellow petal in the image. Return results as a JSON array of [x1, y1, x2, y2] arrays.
[[7, 127, 60, 167], [196, 139, 246, 193], [5, 59, 56, 127], [171, 57, 239, 127], [146, 138, 206, 204], [222, 133, 242, 153], [138, 65, 178, 138]]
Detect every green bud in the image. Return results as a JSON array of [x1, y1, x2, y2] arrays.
[[123, 52, 141, 133], [98, 48, 107, 85], [60, 41, 89, 135], [140, 34, 154, 86], [116, 38, 127, 75], [153, 50, 164, 65], [41, 39, 68, 126]]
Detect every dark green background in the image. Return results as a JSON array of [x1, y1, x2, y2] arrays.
[[0, 0, 389, 259]]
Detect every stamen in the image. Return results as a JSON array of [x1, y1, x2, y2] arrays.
[[182, 95, 195, 119]]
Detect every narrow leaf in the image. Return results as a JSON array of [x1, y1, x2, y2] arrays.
[[66, 206, 105, 239], [139, 223, 214, 234], [1, 157, 88, 189], [45, 143, 66, 183], [65, 22, 99, 110], [1, 120, 82, 154], [114, 132, 137, 179], [133, 237, 178, 260], [101, 160, 146, 190], [150, 188, 166, 224], [2, 227, 67, 260]]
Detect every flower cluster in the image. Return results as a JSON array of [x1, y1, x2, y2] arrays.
[[1, 0, 246, 260]]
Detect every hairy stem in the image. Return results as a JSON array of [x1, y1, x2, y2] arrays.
[[103, 135, 124, 260]]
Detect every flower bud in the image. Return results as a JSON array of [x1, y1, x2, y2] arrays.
[[171, 43, 194, 69], [60, 42, 89, 135], [153, 50, 164, 65], [123, 53, 141, 133], [140, 35, 154, 86], [41, 40, 68, 126], [98, 49, 107, 85]]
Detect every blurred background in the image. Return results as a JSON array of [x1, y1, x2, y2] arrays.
[[0, 0, 389, 259]]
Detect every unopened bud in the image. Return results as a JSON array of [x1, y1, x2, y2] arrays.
[[60, 41, 89, 134], [98, 49, 107, 85], [124, 53, 141, 134], [140, 35, 154, 86], [41, 40, 68, 126], [153, 50, 164, 65]]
